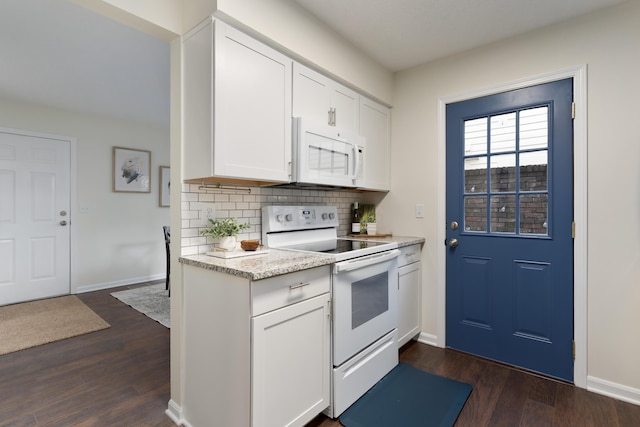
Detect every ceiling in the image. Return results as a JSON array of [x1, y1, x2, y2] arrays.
[[294, 0, 627, 71], [0, 0, 627, 127], [0, 0, 170, 128]]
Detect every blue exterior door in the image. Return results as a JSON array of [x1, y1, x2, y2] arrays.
[[445, 79, 574, 382]]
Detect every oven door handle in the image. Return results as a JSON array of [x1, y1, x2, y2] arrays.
[[334, 249, 400, 273]]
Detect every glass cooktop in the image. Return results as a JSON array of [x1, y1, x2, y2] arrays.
[[281, 238, 389, 255]]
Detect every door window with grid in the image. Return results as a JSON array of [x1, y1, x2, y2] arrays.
[[463, 106, 549, 236]]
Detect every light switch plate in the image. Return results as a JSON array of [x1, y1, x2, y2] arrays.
[[415, 204, 425, 218]]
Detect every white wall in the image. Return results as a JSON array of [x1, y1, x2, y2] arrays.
[[0, 98, 170, 291], [384, 0, 640, 397]]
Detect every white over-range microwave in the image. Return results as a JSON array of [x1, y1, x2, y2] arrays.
[[291, 117, 364, 188]]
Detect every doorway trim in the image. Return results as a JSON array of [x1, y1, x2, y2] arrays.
[[0, 126, 78, 297], [436, 65, 588, 388]]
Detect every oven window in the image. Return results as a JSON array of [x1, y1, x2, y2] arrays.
[[351, 272, 389, 329]]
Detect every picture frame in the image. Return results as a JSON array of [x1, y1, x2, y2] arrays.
[[112, 146, 151, 193], [159, 166, 170, 207]]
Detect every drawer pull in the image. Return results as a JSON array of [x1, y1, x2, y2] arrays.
[[289, 282, 311, 291]]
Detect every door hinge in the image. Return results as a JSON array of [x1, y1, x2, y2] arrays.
[[571, 102, 576, 119], [328, 297, 333, 319], [572, 221, 576, 239], [572, 340, 576, 360]]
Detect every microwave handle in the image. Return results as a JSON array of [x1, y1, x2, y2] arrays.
[[351, 143, 360, 182]]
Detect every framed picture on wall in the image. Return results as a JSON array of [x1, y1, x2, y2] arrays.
[[112, 146, 151, 193], [160, 166, 170, 207]]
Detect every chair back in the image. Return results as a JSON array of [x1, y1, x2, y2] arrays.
[[163, 226, 170, 244]]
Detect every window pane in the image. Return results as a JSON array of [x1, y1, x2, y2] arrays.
[[520, 194, 548, 235], [491, 195, 516, 233], [465, 196, 487, 232], [464, 117, 487, 156], [465, 157, 487, 193], [490, 154, 516, 192], [520, 151, 548, 191], [520, 107, 548, 150], [490, 112, 516, 153]]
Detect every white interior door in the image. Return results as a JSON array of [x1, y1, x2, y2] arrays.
[[0, 129, 71, 305]]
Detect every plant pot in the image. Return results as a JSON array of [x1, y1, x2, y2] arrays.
[[366, 223, 377, 235], [218, 236, 237, 251]]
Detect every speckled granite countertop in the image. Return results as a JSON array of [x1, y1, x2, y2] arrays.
[[180, 236, 425, 281], [179, 249, 335, 281]]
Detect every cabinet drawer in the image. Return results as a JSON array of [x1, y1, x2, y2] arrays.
[[398, 244, 421, 267], [251, 266, 330, 316]]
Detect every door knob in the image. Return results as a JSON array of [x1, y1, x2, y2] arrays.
[[450, 221, 459, 230], [60, 220, 67, 226], [448, 238, 458, 248]]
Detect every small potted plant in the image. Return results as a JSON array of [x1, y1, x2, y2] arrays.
[[200, 217, 250, 251], [361, 205, 377, 235]]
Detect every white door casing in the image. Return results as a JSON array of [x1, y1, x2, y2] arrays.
[[436, 65, 588, 388], [0, 128, 75, 305]]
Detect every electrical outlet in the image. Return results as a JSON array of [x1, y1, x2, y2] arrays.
[[415, 204, 425, 218], [201, 207, 215, 226]]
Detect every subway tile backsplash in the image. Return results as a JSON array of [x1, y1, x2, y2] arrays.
[[181, 183, 365, 255]]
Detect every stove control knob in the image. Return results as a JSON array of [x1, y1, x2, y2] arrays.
[[321, 213, 329, 220], [285, 214, 293, 221], [276, 214, 284, 222], [328, 213, 335, 220]]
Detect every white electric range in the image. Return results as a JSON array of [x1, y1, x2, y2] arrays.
[[262, 205, 400, 418]]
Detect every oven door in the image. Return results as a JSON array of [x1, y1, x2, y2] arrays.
[[332, 249, 400, 366], [293, 118, 361, 187]]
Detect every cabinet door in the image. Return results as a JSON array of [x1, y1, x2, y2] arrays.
[[215, 22, 292, 182], [292, 63, 332, 125], [330, 85, 359, 133], [359, 97, 391, 190], [398, 261, 421, 348], [252, 293, 331, 427], [293, 63, 359, 133]]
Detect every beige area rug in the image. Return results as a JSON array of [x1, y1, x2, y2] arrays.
[[0, 295, 110, 356]]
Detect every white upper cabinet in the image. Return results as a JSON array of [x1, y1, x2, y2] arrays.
[[183, 19, 292, 183], [293, 63, 359, 134], [359, 97, 391, 191]]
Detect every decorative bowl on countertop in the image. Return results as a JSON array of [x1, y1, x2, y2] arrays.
[[240, 239, 260, 251]]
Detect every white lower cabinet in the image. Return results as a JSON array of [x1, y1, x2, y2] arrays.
[[252, 293, 330, 427], [182, 264, 330, 427], [397, 244, 422, 347]]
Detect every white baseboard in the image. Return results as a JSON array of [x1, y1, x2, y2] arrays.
[[75, 274, 165, 294], [165, 399, 186, 426], [587, 376, 640, 406], [416, 332, 439, 347]]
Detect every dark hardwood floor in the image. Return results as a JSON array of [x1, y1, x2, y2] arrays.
[[2, 285, 639, 426], [0, 283, 174, 426], [310, 343, 640, 427]]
